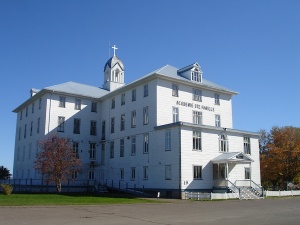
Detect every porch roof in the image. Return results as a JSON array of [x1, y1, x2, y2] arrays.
[[211, 152, 254, 164]]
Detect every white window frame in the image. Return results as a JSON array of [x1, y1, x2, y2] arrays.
[[131, 167, 136, 180], [165, 129, 171, 151], [111, 98, 115, 109], [193, 165, 202, 179], [143, 106, 149, 125], [143, 166, 149, 180], [131, 110, 136, 128], [89, 142, 96, 159], [144, 84, 148, 97], [90, 120, 97, 136], [121, 93, 125, 106], [172, 107, 179, 122], [131, 136, 136, 156], [215, 114, 221, 127], [120, 168, 124, 180], [245, 167, 251, 179], [193, 111, 202, 125], [172, 84, 179, 97], [89, 170, 95, 180], [193, 130, 202, 151], [111, 117, 115, 133], [73, 142, 79, 159], [120, 114, 125, 131], [214, 93, 220, 105], [91, 102, 97, 112], [73, 118, 81, 134], [193, 89, 202, 102], [244, 137, 251, 154], [132, 89, 136, 101], [110, 141, 114, 158], [120, 138, 124, 157], [75, 99, 81, 110], [219, 134, 228, 152], [57, 116, 65, 132], [143, 133, 149, 154], [165, 165, 172, 180]]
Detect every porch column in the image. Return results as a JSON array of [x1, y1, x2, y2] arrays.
[[226, 163, 229, 180]]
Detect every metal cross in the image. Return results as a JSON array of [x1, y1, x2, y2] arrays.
[[112, 45, 118, 56]]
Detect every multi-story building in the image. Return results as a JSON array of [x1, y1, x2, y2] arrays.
[[13, 47, 261, 198]]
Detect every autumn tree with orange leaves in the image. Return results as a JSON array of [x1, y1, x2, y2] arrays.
[[34, 134, 82, 193], [260, 126, 300, 190]]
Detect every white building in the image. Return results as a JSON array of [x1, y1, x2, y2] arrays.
[[13, 47, 261, 198]]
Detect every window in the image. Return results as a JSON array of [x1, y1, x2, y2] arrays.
[[26, 107, 28, 117], [39, 98, 42, 109], [165, 129, 171, 151], [132, 89, 136, 101], [172, 84, 178, 97], [101, 143, 105, 165], [193, 166, 202, 179], [144, 84, 148, 97], [121, 93, 125, 106], [110, 141, 114, 158], [37, 118, 40, 133], [144, 133, 149, 154], [32, 103, 34, 114], [18, 127, 21, 141], [111, 117, 115, 133], [143, 166, 149, 180], [89, 170, 95, 180], [72, 171, 78, 179], [193, 130, 202, 151], [30, 121, 33, 136], [244, 137, 251, 154], [20, 111, 22, 120], [215, 114, 221, 127], [131, 167, 136, 180], [73, 142, 79, 158], [172, 107, 179, 122], [73, 118, 81, 134], [245, 167, 251, 179], [59, 96, 66, 108], [57, 116, 65, 132], [214, 93, 220, 105], [111, 98, 115, 109], [91, 102, 97, 112], [102, 121, 106, 140], [75, 99, 81, 110], [219, 134, 228, 152], [120, 168, 124, 180], [24, 124, 27, 139], [90, 120, 97, 136], [120, 114, 125, 131], [131, 136, 136, 155], [90, 143, 96, 159], [193, 111, 202, 125], [191, 69, 202, 82], [165, 165, 172, 180], [131, 110, 136, 128], [143, 106, 149, 125], [120, 138, 124, 157], [193, 89, 201, 102]]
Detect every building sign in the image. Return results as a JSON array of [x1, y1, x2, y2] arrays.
[[176, 100, 215, 112]]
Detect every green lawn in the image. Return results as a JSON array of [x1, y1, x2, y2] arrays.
[[0, 193, 157, 206]]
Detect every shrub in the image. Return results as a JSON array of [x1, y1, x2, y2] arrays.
[[1, 184, 13, 195]]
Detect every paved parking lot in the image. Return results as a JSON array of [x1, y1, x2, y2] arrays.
[[0, 197, 299, 225]]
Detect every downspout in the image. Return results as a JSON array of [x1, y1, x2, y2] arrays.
[[47, 91, 53, 133], [178, 124, 182, 199]]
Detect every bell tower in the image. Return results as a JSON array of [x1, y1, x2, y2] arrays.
[[103, 45, 125, 91]]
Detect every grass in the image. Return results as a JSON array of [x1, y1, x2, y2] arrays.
[[0, 193, 158, 206]]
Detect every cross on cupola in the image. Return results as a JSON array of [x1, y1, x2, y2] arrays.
[[112, 44, 118, 56]]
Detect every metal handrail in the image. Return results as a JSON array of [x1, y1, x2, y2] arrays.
[[227, 179, 240, 199]]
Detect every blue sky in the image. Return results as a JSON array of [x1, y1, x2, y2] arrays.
[[0, 0, 299, 174]]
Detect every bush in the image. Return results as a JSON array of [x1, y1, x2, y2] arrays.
[[1, 184, 13, 195]]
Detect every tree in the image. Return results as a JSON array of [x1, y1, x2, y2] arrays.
[[0, 166, 11, 180], [34, 134, 82, 193], [260, 126, 300, 190]]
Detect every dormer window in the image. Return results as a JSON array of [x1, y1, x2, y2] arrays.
[[191, 68, 202, 83]]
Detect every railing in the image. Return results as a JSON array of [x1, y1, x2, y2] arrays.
[[227, 180, 240, 199], [235, 180, 264, 198]]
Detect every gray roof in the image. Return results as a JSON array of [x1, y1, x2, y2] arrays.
[[211, 152, 254, 163], [150, 64, 238, 94], [44, 81, 109, 98], [104, 55, 124, 71]]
